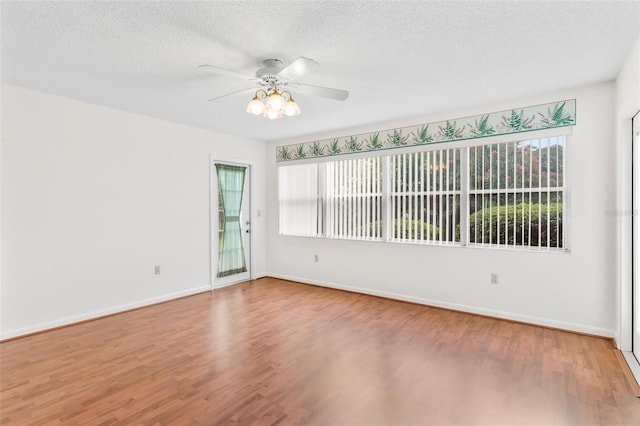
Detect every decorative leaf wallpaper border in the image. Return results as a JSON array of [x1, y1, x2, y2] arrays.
[[276, 99, 576, 162]]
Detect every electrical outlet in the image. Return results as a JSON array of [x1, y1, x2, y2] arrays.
[[314, 254, 319, 262], [155, 265, 161, 275], [490, 273, 498, 284]]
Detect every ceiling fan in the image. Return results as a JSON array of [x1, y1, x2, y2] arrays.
[[198, 57, 349, 119]]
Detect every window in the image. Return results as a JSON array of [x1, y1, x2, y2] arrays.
[[278, 135, 566, 251], [390, 149, 461, 244], [278, 163, 320, 237], [468, 137, 564, 249], [326, 158, 382, 240]]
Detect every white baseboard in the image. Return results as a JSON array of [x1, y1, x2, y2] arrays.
[[612, 331, 621, 349], [211, 273, 268, 290], [267, 273, 615, 339], [0, 285, 211, 341]]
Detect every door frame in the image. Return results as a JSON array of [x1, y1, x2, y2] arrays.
[[621, 111, 640, 385], [633, 112, 640, 363], [210, 156, 255, 289]]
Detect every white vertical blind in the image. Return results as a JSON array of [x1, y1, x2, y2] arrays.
[[278, 163, 320, 236], [277, 134, 566, 251], [467, 137, 565, 249], [326, 158, 382, 240], [390, 149, 461, 244]]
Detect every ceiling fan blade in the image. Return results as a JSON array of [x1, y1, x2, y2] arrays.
[[198, 65, 256, 81], [277, 57, 319, 81], [208, 87, 256, 102], [292, 83, 349, 101]]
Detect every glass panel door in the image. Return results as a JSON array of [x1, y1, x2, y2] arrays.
[[212, 161, 251, 288]]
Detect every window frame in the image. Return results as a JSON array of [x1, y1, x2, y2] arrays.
[[465, 136, 567, 251], [277, 128, 570, 253]]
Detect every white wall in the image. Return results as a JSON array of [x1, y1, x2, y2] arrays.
[[616, 36, 640, 350], [267, 82, 617, 337], [0, 84, 267, 339]]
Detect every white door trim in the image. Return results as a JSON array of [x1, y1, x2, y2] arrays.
[[632, 111, 640, 365], [210, 156, 255, 289], [620, 114, 635, 352], [620, 111, 640, 387]]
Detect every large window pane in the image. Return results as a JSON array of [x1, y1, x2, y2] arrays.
[[278, 163, 320, 236], [391, 150, 461, 244], [468, 137, 565, 249], [326, 158, 382, 240]]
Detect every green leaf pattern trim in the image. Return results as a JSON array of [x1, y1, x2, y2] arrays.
[[387, 129, 409, 147], [437, 121, 464, 140], [365, 133, 384, 150], [328, 139, 342, 155], [538, 101, 575, 127], [468, 115, 495, 136], [293, 144, 307, 159], [501, 109, 533, 131], [411, 125, 434, 145], [278, 146, 292, 161], [308, 141, 325, 157], [276, 99, 576, 162], [345, 136, 363, 152]]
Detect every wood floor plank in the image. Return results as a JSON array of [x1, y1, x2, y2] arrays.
[[1, 277, 640, 425]]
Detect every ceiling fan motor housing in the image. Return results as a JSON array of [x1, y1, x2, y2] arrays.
[[255, 59, 284, 78], [201, 56, 349, 102]]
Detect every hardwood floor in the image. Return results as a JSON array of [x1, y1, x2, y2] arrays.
[[1, 277, 639, 425]]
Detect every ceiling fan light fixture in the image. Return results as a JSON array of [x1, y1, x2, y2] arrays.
[[246, 93, 266, 115], [245, 87, 299, 120], [263, 107, 283, 120], [202, 56, 349, 119], [283, 97, 301, 116], [265, 88, 285, 112]]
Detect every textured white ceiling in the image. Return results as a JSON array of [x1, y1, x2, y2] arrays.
[[2, 1, 639, 142]]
